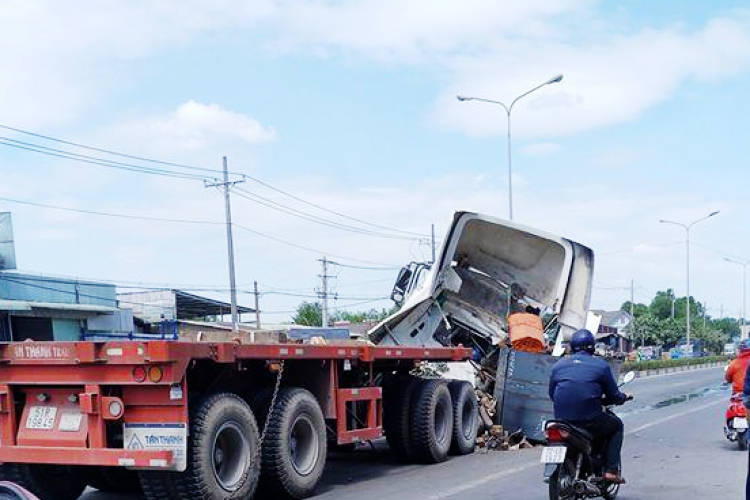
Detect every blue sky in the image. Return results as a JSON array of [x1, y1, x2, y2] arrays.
[[2, 0, 750, 324]]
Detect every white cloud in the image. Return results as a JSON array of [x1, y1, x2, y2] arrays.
[[148, 101, 277, 150]]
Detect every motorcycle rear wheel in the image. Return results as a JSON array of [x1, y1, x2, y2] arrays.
[[548, 456, 577, 500], [739, 431, 748, 451]]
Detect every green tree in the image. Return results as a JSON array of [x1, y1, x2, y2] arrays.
[[650, 289, 676, 320], [293, 302, 323, 326]]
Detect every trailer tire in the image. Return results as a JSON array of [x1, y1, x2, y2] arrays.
[[259, 387, 327, 499], [139, 471, 183, 500], [410, 379, 453, 464], [0, 463, 86, 500], [383, 375, 418, 462], [174, 392, 261, 500], [447, 380, 478, 455]]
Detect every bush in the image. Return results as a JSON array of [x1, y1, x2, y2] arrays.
[[622, 355, 729, 372]]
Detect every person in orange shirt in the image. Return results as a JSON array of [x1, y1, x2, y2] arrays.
[[726, 339, 750, 393]]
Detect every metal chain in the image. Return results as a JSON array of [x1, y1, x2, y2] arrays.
[[252, 360, 285, 466]]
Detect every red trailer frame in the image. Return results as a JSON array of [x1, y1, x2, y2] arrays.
[[0, 340, 470, 470]]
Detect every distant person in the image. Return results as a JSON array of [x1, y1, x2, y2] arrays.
[[549, 329, 631, 484], [727, 339, 750, 394]]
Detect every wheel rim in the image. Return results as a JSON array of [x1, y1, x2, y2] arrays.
[[289, 413, 320, 476], [461, 398, 474, 439], [211, 421, 250, 491], [434, 398, 449, 444]]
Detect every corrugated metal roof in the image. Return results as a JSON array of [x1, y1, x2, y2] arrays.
[[0, 299, 116, 314]]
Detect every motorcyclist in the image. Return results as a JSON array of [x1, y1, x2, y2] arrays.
[[726, 339, 750, 393], [549, 329, 630, 484]]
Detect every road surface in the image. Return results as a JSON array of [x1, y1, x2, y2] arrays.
[[83, 365, 742, 500]]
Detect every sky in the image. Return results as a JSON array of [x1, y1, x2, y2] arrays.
[[1, 0, 750, 325]]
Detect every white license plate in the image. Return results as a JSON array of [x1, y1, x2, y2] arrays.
[[541, 446, 567, 464], [26, 406, 58, 430], [734, 417, 748, 429]]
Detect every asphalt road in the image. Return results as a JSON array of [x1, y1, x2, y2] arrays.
[[82, 366, 743, 500]]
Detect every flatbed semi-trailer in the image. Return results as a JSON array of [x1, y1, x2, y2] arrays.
[[0, 339, 477, 500]]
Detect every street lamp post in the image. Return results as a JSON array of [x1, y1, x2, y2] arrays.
[[724, 257, 749, 339], [659, 211, 720, 351], [457, 74, 563, 221]]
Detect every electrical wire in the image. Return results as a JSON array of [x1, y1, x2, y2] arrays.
[[0, 196, 402, 267], [0, 123, 428, 238], [0, 137, 213, 182], [231, 187, 423, 242]]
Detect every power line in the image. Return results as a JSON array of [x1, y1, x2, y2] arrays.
[[0, 196, 223, 225], [232, 187, 422, 241], [0, 124, 225, 177], [0, 196, 401, 267], [0, 123, 428, 238], [0, 137, 212, 182]]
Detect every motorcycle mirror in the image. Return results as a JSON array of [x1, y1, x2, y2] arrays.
[[621, 371, 636, 385]]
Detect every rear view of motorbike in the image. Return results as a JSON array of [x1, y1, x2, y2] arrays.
[[542, 421, 621, 500], [724, 393, 748, 450]]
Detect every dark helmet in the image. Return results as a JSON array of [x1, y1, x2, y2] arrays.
[[570, 329, 596, 354], [740, 339, 750, 354]]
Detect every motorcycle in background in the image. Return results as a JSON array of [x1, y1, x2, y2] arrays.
[[541, 371, 635, 500], [724, 392, 748, 450]]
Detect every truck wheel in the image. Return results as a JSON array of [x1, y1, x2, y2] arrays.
[[139, 471, 183, 500], [259, 387, 327, 499], [174, 393, 261, 500], [410, 379, 453, 464], [383, 375, 418, 462], [0, 463, 86, 500], [448, 380, 478, 455]]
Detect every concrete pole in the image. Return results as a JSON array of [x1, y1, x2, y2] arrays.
[[222, 157, 239, 332], [321, 257, 329, 328], [254, 281, 261, 329]]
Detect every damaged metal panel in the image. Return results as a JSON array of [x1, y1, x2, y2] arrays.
[[494, 348, 625, 443], [494, 348, 556, 443]]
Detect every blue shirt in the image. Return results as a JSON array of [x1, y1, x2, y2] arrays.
[[549, 351, 627, 421]]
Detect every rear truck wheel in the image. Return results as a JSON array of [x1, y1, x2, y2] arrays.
[[0, 463, 86, 500], [447, 380, 478, 455], [84, 466, 142, 493], [259, 387, 327, 499], [173, 392, 261, 500], [383, 375, 418, 462], [410, 379, 453, 464]]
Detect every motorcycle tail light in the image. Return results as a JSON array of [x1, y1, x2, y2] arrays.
[[546, 426, 570, 442]]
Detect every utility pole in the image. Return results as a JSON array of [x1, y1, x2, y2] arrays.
[[631, 279, 639, 347], [254, 281, 261, 329], [431, 224, 436, 264], [205, 157, 245, 332], [318, 257, 336, 328]]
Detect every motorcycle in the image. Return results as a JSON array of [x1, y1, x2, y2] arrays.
[[541, 371, 635, 500], [724, 392, 748, 450]]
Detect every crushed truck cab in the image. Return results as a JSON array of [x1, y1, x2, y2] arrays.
[[370, 211, 595, 351]]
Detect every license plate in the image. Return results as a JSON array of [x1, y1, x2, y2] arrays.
[[734, 417, 748, 429], [26, 406, 57, 430], [541, 446, 567, 463]]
